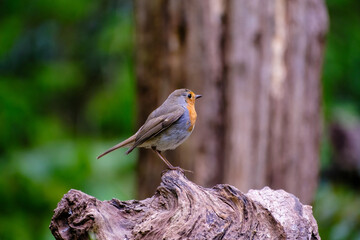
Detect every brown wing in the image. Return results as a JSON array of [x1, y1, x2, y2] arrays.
[[126, 107, 184, 154]]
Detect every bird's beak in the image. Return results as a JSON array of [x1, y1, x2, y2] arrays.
[[195, 94, 202, 99]]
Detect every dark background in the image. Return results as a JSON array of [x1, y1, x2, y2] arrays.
[[0, 0, 359, 239]]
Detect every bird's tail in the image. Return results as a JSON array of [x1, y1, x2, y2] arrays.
[[97, 134, 136, 159]]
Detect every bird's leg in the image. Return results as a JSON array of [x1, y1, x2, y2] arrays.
[[151, 148, 192, 173], [152, 148, 175, 169]]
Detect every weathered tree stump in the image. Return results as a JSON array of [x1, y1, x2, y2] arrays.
[[50, 170, 320, 239]]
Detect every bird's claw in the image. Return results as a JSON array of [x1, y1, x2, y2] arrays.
[[168, 166, 193, 174]]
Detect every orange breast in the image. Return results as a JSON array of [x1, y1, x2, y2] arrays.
[[186, 102, 197, 132]]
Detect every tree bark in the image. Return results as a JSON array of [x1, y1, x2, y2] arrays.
[[50, 170, 320, 240], [135, 0, 227, 198], [135, 0, 328, 204]]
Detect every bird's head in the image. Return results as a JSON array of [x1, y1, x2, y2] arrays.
[[168, 89, 202, 106]]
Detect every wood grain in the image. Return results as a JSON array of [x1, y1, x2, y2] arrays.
[[50, 170, 320, 239]]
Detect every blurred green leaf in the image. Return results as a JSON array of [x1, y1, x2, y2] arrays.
[[0, 0, 135, 239], [314, 182, 360, 240], [0, 139, 136, 240], [31, 0, 97, 22], [0, 16, 23, 57], [35, 61, 84, 93]]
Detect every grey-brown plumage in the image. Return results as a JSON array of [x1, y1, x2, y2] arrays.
[[97, 89, 202, 170]]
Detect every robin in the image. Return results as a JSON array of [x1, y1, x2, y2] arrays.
[[97, 88, 202, 170]]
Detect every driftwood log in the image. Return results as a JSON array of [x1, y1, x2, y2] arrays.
[[50, 170, 320, 239]]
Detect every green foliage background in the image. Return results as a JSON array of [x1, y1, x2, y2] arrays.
[[0, 0, 136, 239], [0, 0, 359, 239], [315, 1, 360, 239]]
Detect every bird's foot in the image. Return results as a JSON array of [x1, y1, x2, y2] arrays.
[[168, 166, 193, 174]]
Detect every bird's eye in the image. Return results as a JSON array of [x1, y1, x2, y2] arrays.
[[187, 93, 192, 99]]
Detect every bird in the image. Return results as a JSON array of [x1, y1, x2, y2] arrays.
[[97, 88, 202, 170]]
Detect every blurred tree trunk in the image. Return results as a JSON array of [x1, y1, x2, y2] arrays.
[[135, 0, 328, 204]]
